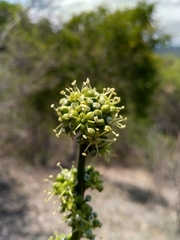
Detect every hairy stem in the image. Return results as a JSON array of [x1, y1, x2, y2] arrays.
[[71, 143, 87, 240]]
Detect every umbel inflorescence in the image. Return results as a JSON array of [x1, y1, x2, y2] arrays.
[[51, 79, 126, 157]]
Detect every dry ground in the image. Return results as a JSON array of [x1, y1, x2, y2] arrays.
[[0, 157, 179, 240]]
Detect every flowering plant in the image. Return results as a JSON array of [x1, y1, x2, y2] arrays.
[[45, 79, 126, 240]]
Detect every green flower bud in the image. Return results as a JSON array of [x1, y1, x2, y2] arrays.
[[96, 183, 103, 192], [76, 221, 86, 232], [75, 105, 81, 112], [62, 113, 70, 122], [58, 205, 66, 213], [86, 165, 94, 172], [63, 181, 70, 189], [84, 173, 90, 182], [61, 236, 69, 240], [70, 118, 81, 127], [67, 202, 77, 211], [87, 121, 95, 128], [71, 167, 77, 175], [88, 214, 94, 221], [96, 118, 105, 127], [80, 100, 87, 106], [74, 195, 84, 205], [92, 102, 100, 109], [93, 212, 98, 218], [80, 124, 86, 133], [104, 125, 112, 133], [75, 214, 81, 221], [84, 112, 94, 120], [68, 177, 76, 185], [84, 90, 96, 97], [86, 98, 94, 106], [86, 128, 95, 137], [98, 96, 105, 105], [93, 219, 102, 228], [61, 168, 70, 177], [69, 91, 80, 101], [52, 182, 62, 192], [56, 173, 64, 182], [68, 219, 73, 226], [92, 170, 100, 177], [59, 106, 69, 114], [81, 203, 92, 214], [110, 105, 116, 112], [81, 86, 89, 94], [68, 109, 78, 118], [101, 104, 110, 114], [106, 116, 112, 125], [85, 229, 93, 238], [94, 109, 102, 117], [59, 98, 70, 106], [85, 194, 92, 202]]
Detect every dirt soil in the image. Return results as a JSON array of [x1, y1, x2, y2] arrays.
[[0, 157, 179, 240]]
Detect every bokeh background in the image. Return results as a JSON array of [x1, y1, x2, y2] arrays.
[[0, 0, 180, 239]]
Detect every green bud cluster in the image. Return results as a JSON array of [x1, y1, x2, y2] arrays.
[[46, 164, 103, 240], [84, 165, 103, 192], [51, 79, 126, 157], [48, 231, 71, 240]]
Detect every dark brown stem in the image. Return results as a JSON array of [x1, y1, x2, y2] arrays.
[[71, 143, 87, 240]]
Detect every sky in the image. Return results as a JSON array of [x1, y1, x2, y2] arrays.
[[8, 0, 180, 46]]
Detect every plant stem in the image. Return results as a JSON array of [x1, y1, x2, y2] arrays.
[[71, 143, 87, 240]]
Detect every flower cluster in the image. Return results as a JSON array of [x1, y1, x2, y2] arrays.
[[45, 164, 103, 240], [84, 165, 103, 192], [51, 79, 126, 157]]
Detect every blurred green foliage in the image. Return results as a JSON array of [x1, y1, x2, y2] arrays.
[[150, 55, 180, 137], [1, 1, 178, 167], [56, 3, 169, 116]]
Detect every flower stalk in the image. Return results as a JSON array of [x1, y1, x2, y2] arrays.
[[71, 143, 87, 240], [46, 79, 126, 240]]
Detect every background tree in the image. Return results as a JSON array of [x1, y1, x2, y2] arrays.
[[56, 3, 169, 116], [0, 1, 170, 165]]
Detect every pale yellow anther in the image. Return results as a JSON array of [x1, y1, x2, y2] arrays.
[[65, 88, 70, 93], [94, 116, 98, 122], [71, 80, 76, 85], [60, 90, 66, 95]]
